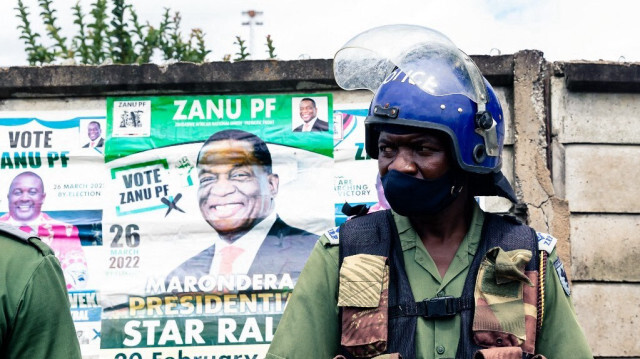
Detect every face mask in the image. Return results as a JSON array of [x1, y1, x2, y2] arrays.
[[381, 170, 461, 217]]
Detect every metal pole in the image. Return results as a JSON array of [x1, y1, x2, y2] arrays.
[[242, 10, 263, 60]]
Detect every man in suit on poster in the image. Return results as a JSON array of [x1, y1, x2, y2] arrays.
[[0, 171, 88, 290], [293, 98, 329, 132], [166, 129, 318, 284], [82, 121, 105, 151]]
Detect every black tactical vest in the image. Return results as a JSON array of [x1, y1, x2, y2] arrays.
[[338, 210, 540, 359]]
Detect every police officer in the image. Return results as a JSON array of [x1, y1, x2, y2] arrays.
[[0, 222, 82, 358], [266, 25, 592, 359]]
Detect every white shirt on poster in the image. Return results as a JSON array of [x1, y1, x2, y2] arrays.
[[302, 117, 318, 132], [208, 211, 277, 277]]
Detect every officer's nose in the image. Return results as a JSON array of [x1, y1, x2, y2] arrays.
[[388, 148, 418, 175]]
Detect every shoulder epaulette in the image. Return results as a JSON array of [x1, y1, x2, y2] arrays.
[[323, 226, 340, 246], [536, 232, 557, 254], [0, 222, 50, 255], [0, 222, 33, 242]]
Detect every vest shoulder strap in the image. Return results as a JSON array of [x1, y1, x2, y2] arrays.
[[456, 212, 540, 359], [338, 210, 395, 266], [338, 210, 416, 359]]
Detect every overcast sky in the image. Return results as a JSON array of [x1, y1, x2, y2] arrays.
[[2, 0, 639, 67]]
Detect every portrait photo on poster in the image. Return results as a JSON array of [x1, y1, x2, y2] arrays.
[[291, 96, 329, 132], [0, 170, 103, 290], [164, 129, 320, 290], [80, 119, 106, 154]]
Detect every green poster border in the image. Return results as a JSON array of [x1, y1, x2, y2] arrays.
[[105, 94, 334, 162], [110, 159, 170, 216]]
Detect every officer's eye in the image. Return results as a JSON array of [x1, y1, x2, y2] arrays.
[[378, 145, 396, 156], [415, 142, 442, 154], [28, 189, 39, 195]]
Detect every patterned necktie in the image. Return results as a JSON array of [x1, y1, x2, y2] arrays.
[[219, 245, 245, 275]]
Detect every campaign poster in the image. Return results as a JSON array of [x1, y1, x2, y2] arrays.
[[0, 111, 106, 357], [99, 94, 334, 358], [332, 104, 382, 225]]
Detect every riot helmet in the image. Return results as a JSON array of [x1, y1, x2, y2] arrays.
[[334, 24, 516, 202]]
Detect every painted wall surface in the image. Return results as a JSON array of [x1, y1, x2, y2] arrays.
[[551, 75, 640, 357]]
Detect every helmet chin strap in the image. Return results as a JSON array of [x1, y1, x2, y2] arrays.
[[450, 170, 467, 196]]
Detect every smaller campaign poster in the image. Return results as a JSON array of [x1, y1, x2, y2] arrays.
[[0, 111, 107, 356], [99, 94, 334, 358], [332, 105, 383, 225]]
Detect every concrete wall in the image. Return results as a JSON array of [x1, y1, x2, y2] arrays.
[[1, 55, 638, 358], [551, 63, 640, 358]]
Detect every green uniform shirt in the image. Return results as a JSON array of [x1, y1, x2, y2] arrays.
[[0, 228, 82, 359], [267, 205, 592, 359]]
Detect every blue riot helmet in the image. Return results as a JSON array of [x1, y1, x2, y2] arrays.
[[334, 24, 516, 202]]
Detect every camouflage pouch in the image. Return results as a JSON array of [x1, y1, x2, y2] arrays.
[[338, 254, 389, 358], [473, 346, 522, 359], [473, 347, 547, 359], [334, 354, 402, 359], [371, 354, 402, 359], [473, 247, 538, 353]]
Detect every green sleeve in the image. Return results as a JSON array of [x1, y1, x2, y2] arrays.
[[266, 238, 341, 359], [535, 250, 592, 358], [8, 255, 82, 359]]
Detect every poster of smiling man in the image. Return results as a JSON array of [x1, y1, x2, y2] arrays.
[[100, 94, 334, 358], [0, 110, 107, 356]]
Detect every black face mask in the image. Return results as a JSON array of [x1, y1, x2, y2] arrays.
[[381, 170, 461, 217]]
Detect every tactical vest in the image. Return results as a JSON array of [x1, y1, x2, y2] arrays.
[[337, 210, 544, 359]]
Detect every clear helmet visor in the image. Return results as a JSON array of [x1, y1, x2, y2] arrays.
[[334, 24, 488, 104]]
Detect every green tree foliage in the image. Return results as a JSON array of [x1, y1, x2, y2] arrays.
[[233, 36, 249, 61], [38, 0, 70, 58], [109, 0, 134, 63], [15, 0, 278, 65], [130, 7, 158, 64], [15, 0, 55, 64], [87, 0, 109, 64], [185, 29, 211, 63], [156, 8, 173, 61], [266, 34, 277, 59], [71, 2, 90, 63], [165, 11, 187, 60]]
